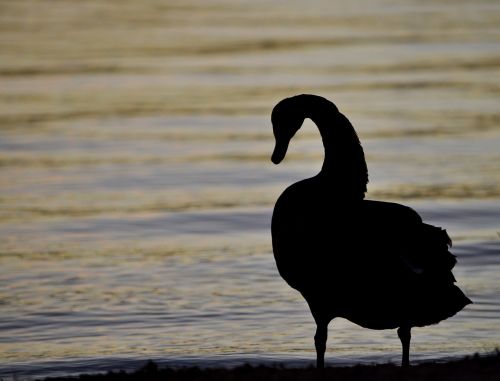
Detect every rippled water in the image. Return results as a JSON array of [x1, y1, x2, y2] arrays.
[[1, 0, 500, 379]]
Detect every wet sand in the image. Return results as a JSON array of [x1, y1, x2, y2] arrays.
[[42, 351, 499, 381]]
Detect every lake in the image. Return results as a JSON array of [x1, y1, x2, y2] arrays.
[[0, 0, 499, 379]]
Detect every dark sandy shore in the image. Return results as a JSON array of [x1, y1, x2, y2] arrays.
[[41, 351, 500, 381]]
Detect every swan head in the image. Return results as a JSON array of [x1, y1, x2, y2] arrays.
[[271, 96, 305, 164]]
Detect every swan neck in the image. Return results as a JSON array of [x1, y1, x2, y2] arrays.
[[298, 96, 368, 197]]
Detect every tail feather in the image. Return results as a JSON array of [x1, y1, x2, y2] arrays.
[[401, 223, 472, 326], [402, 223, 458, 283]]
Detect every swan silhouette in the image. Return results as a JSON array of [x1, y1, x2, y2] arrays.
[[270, 94, 472, 368]]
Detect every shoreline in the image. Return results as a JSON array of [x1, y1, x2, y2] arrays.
[[38, 351, 499, 381]]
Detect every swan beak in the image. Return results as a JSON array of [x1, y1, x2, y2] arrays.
[[271, 140, 289, 164]]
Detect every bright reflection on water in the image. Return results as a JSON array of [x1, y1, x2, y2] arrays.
[[1, 0, 500, 378]]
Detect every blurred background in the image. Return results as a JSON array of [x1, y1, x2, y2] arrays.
[[1, 0, 499, 378]]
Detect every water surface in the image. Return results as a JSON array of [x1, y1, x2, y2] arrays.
[[1, 0, 499, 379]]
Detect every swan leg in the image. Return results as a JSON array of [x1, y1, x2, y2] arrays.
[[397, 326, 411, 368], [314, 321, 328, 369]]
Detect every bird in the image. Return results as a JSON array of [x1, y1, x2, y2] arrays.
[[270, 94, 472, 369]]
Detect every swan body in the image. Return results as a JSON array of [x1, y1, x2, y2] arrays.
[[270, 94, 471, 368]]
